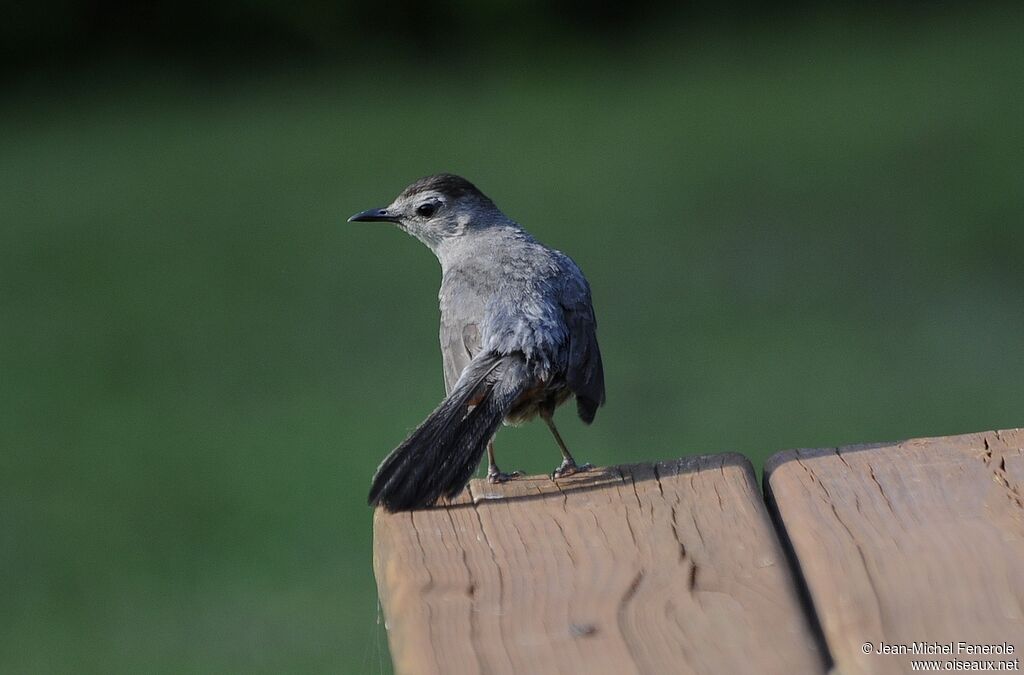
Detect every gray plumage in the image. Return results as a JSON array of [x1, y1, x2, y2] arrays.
[[350, 174, 605, 511]]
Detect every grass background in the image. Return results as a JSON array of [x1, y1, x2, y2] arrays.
[[2, 5, 1023, 672]]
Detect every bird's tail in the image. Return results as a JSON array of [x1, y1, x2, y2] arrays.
[[368, 352, 529, 512]]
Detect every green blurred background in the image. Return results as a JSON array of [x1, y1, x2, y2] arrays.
[[3, 1, 1023, 672]]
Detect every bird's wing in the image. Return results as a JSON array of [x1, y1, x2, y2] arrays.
[[562, 273, 605, 424], [440, 317, 481, 395]]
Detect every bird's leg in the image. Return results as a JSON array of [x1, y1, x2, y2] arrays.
[[486, 440, 522, 483], [542, 409, 592, 478]]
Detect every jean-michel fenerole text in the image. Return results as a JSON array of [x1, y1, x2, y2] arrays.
[[873, 642, 1015, 655]]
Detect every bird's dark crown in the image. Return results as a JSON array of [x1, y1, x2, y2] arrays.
[[400, 173, 490, 202]]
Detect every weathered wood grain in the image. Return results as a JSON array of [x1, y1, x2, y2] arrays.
[[766, 429, 1024, 675], [373, 454, 826, 675]]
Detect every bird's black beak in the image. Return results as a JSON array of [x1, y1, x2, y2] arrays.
[[348, 207, 401, 223]]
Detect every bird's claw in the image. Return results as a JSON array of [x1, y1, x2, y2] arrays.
[[552, 460, 593, 479], [487, 469, 523, 484]]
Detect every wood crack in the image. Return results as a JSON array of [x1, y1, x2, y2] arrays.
[[620, 470, 642, 547], [867, 463, 897, 517], [409, 511, 441, 673], [979, 434, 1024, 509], [462, 485, 517, 672], [615, 568, 646, 672], [444, 507, 486, 674]]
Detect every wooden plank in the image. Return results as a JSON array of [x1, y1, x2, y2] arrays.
[[373, 454, 826, 675], [766, 429, 1024, 675]]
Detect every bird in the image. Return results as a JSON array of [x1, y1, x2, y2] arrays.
[[350, 174, 605, 512]]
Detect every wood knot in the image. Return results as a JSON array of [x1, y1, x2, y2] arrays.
[[569, 623, 597, 638]]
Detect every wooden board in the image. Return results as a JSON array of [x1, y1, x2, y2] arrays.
[[373, 454, 826, 675], [766, 429, 1024, 675]]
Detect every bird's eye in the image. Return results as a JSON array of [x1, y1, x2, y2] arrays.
[[416, 203, 437, 218]]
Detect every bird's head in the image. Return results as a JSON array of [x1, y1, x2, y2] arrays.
[[348, 174, 502, 251]]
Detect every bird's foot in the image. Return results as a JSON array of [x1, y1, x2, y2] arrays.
[[552, 459, 593, 479], [487, 469, 523, 484]]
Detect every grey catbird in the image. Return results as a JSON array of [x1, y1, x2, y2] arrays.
[[350, 174, 605, 512]]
